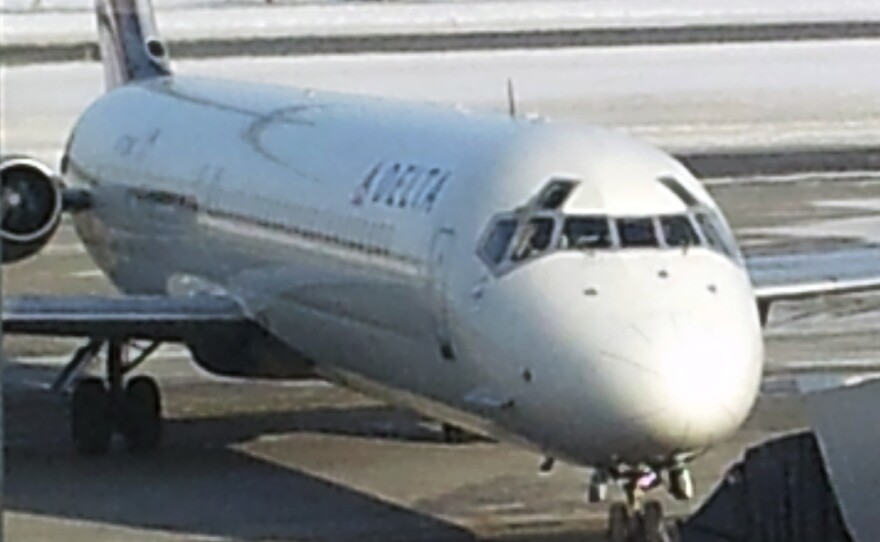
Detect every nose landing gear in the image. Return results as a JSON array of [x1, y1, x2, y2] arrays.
[[592, 466, 687, 542], [668, 466, 694, 501]]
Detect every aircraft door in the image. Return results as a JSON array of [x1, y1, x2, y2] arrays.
[[431, 228, 456, 361]]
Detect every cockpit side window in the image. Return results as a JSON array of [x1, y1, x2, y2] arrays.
[[616, 218, 658, 248], [695, 212, 737, 258], [512, 217, 555, 261], [561, 216, 613, 250], [481, 217, 517, 265], [659, 176, 701, 208], [660, 215, 700, 248]]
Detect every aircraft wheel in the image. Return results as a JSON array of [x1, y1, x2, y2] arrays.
[[121, 376, 163, 453], [642, 500, 672, 542], [606, 502, 630, 542], [71, 378, 112, 456]]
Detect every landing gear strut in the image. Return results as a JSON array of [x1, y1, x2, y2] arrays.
[[441, 423, 470, 444], [69, 340, 163, 455], [597, 467, 683, 542], [668, 466, 694, 501]]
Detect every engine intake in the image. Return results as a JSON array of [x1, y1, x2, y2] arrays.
[[0, 156, 63, 264]]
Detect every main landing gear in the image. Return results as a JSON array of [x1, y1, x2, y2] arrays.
[[64, 340, 164, 455], [590, 465, 693, 542], [441, 423, 471, 444]]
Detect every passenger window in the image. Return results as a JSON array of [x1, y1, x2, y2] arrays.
[[561, 217, 612, 250], [512, 217, 555, 261], [482, 218, 517, 265], [616, 218, 657, 248], [660, 215, 699, 248]]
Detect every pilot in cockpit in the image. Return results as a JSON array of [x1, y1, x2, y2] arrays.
[[512, 218, 554, 261], [561, 217, 612, 250]]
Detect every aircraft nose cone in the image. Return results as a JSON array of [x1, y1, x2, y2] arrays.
[[601, 311, 762, 452]]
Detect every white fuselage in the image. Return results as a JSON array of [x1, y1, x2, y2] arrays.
[[64, 75, 764, 468]]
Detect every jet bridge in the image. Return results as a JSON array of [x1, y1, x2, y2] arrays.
[[679, 379, 880, 542]]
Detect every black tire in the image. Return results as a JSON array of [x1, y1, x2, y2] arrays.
[[71, 378, 112, 456], [607, 503, 630, 542], [642, 500, 672, 542], [121, 376, 162, 453]]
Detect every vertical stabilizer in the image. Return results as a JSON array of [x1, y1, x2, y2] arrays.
[[96, 0, 172, 89]]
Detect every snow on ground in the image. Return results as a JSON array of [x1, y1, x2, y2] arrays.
[[813, 199, 880, 213], [744, 199, 880, 251], [5, 39, 880, 164], [4, 0, 880, 46], [744, 217, 880, 247]]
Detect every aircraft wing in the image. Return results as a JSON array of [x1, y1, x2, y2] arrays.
[[2, 294, 250, 340], [753, 276, 880, 304], [747, 247, 880, 322]]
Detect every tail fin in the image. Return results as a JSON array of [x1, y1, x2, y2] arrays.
[[96, 0, 172, 89]]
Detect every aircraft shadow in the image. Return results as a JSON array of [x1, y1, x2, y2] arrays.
[[4, 365, 480, 541], [168, 400, 490, 446]]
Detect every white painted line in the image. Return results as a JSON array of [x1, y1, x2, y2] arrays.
[[44, 243, 86, 256], [813, 198, 880, 212], [479, 502, 528, 512], [705, 171, 880, 186], [766, 359, 880, 374], [12, 350, 191, 366], [278, 380, 332, 388], [17, 379, 52, 391], [206, 375, 331, 388], [762, 364, 880, 395], [69, 269, 104, 279]]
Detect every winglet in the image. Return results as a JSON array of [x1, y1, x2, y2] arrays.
[[96, 0, 172, 89]]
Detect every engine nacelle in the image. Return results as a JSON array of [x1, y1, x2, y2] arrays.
[[0, 156, 63, 264]]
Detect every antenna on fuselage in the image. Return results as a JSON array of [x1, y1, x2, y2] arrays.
[[507, 78, 517, 118]]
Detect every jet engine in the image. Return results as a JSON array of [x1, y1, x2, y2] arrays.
[[0, 156, 63, 264]]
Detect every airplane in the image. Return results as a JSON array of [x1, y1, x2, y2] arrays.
[[4, 0, 880, 540]]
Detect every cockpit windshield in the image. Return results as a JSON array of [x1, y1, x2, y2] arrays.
[[477, 177, 741, 272], [479, 210, 740, 271], [560, 217, 612, 250], [511, 217, 555, 261], [617, 218, 657, 248], [660, 215, 700, 248]]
